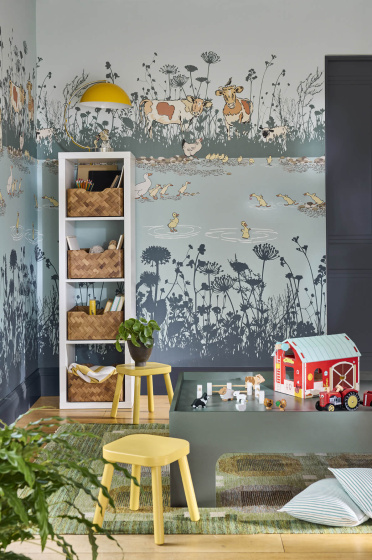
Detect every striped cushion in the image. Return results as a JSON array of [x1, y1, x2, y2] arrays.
[[279, 478, 368, 526], [329, 468, 372, 518]]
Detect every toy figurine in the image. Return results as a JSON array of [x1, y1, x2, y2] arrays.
[[363, 391, 372, 406], [94, 129, 113, 152], [264, 398, 274, 410], [108, 239, 117, 250], [219, 386, 235, 401], [315, 387, 360, 412], [191, 392, 209, 409], [245, 374, 265, 387], [276, 399, 287, 411], [233, 391, 247, 404], [235, 401, 247, 412]]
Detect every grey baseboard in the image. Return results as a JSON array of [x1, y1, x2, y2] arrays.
[[0, 369, 41, 424]]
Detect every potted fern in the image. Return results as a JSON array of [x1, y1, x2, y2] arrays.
[[0, 411, 136, 560], [116, 317, 160, 366]]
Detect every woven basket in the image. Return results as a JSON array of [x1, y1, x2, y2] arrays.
[[67, 371, 123, 402], [67, 188, 124, 217], [68, 249, 124, 279], [67, 306, 123, 340]]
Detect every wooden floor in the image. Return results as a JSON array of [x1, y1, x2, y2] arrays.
[[9, 395, 372, 559]]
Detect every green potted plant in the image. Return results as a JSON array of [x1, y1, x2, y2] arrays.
[[0, 411, 136, 560], [116, 317, 160, 366]]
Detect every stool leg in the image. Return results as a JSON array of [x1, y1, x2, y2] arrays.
[[129, 464, 141, 511], [111, 372, 124, 418], [178, 455, 200, 522], [147, 375, 154, 413], [93, 462, 114, 528], [151, 466, 164, 545], [163, 372, 173, 405], [133, 376, 141, 425]]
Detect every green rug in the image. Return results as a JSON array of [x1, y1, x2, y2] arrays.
[[38, 423, 372, 535]]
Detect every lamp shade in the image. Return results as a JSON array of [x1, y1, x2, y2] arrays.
[[80, 82, 131, 109]]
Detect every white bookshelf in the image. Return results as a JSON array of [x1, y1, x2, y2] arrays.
[[58, 152, 136, 409]]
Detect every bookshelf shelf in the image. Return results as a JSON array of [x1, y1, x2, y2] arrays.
[[58, 152, 136, 410]]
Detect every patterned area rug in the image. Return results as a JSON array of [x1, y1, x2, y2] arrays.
[[39, 423, 372, 535]]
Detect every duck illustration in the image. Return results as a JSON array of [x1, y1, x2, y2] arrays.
[[267, 155, 272, 165], [206, 153, 211, 160], [7, 166, 13, 195], [250, 193, 271, 207], [168, 212, 179, 233], [249, 158, 255, 165], [237, 156, 243, 163], [16, 212, 19, 233], [210, 154, 216, 160], [34, 194, 38, 208], [219, 154, 225, 160], [149, 184, 162, 200], [0, 192, 5, 207], [178, 181, 191, 196], [222, 155, 229, 163], [304, 192, 325, 206], [135, 173, 153, 200], [276, 194, 298, 206], [160, 183, 173, 199], [12, 179, 17, 197], [241, 221, 251, 239], [42, 195, 59, 207]]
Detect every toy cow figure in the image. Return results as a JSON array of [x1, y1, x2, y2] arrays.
[[191, 392, 209, 409], [245, 374, 265, 387]]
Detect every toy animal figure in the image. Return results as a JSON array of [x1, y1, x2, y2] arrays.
[[191, 392, 209, 409], [219, 386, 235, 401], [264, 398, 274, 410], [94, 128, 112, 151], [233, 391, 247, 404], [245, 374, 265, 387], [276, 399, 287, 411]]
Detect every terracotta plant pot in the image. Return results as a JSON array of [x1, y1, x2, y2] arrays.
[[127, 339, 153, 367]]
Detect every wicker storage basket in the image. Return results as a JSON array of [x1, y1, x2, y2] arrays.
[[67, 306, 124, 340], [67, 371, 123, 402], [68, 249, 124, 279], [67, 188, 124, 217]]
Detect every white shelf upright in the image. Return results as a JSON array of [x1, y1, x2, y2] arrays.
[[58, 152, 136, 409]]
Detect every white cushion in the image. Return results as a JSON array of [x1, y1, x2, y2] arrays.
[[329, 468, 372, 518], [279, 478, 368, 526]]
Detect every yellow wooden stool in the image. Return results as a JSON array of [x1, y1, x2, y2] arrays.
[[93, 434, 200, 545], [111, 362, 173, 423]]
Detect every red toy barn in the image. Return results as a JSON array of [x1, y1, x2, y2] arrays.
[[272, 333, 361, 399]]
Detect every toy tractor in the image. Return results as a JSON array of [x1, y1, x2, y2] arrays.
[[315, 386, 360, 412]]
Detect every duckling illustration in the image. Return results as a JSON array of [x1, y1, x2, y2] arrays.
[[16, 212, 19, 234], [11, 179, 17, 197], [249, 158, 255, 165], [160, 183, 173, 199], [0, 192, 5, 207], [241, 221, 251, 239], [32, 223, 35, 241], [264, 398, 274, 410], [206, 153, 211, 160], [222, 155, 229, 163], [34, 194, 38, 208], [267, 155, 272, 165], [276, 194, 298, 206], [304, 192, 325, 206], [178, 181, 191, 196], [250, 193, 271, 207], [219, 154, 225, 160], [168, 212, 179, 233], [42, 195, 59, 207], [149, 184, 162, 200], [237, 156, 243, 164], [209, 153, 216, 160]]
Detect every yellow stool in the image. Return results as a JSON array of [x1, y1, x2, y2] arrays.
[[111, 362, 173, 423], [93, 434, 200, 545]]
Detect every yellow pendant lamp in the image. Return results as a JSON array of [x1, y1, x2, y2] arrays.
[[64, 80, 131, 150]]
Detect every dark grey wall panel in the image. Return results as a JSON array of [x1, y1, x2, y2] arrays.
[[326, 56, 372, 371]]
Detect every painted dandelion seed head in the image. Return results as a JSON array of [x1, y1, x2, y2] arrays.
[[160, 64, 178, 75], [212, 275, 235, 294], [229, 256, 249, 274], [140, 271, 159, 287], [198, 261, 222, 276], [141, 246, 171, 266], [170, 74, 189, 88], [253, 243, 279, 262], [185, 65, 198, 73], [201, 51, 221, 65]]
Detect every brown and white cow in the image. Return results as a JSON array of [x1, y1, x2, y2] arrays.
[[139, 96, 212, 138], [215, 82, 253, 140], [9, 80, 25, 113]]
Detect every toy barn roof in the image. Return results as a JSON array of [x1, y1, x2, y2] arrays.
[[273, 333, 361, 363]]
